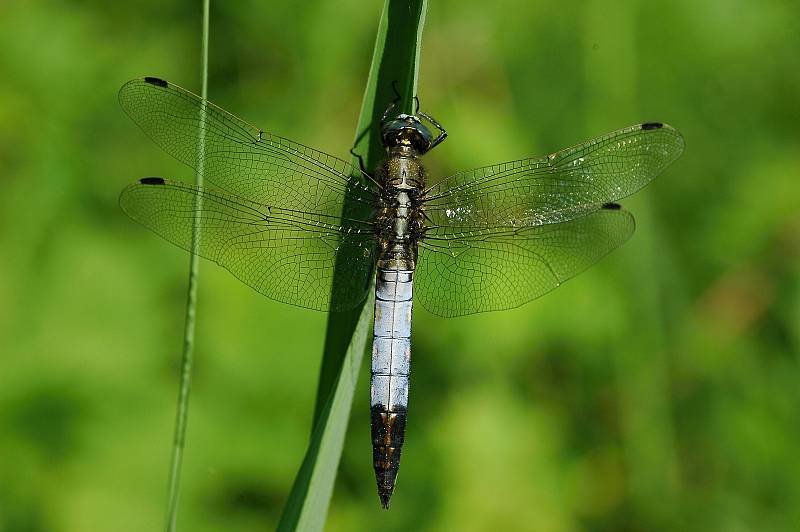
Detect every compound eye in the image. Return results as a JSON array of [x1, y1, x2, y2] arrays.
[[409, 133, 430, 153]]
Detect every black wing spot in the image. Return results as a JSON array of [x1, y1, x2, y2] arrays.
[[140, 177, 166, 185], [641, 122, 663, 130], [144, 76, 168, 88], [602, 202, 621, 210]]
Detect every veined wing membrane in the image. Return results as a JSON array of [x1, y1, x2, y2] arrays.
[[425, 123, 684, 229], [118, 77, 376, 220], [120, 178, 377, 311], [416, 205, 635, 317]]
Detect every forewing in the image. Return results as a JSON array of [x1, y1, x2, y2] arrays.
[[120, 178, 377, 311], [425, 123, 683, 229], [415, 206, 635, 317], [118, 77, 376, 219]]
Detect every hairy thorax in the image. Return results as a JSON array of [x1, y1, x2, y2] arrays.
[[374, 151, 426, 271]]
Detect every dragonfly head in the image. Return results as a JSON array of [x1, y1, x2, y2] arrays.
[[381, 114, 435, 156]]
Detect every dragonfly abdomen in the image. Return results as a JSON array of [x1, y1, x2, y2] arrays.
[[370, 148, 425, 508], [371, 267, 413, 508]]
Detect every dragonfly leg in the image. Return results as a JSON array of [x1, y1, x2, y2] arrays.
[[350, 147, 371, 176], [417, 110, 448, 150], [380, 80, 403, 125]]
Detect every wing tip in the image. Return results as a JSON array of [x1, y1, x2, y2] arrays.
[[118, 178, 167, 214], [118, 77, 169, 116], [640, 121, 685, 159], [601, 202, 636, 231]]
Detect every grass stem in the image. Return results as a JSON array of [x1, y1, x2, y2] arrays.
[[164, 1, 210, 530]]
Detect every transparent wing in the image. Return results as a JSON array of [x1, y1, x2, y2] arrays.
[[120, 178, 377, 311], [416, 205, 635, 317], [118, 77, 377, 218], [424, 123, 684, 229]]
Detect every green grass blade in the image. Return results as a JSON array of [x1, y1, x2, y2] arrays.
[[164, 1, 210, 531], [277, 1, 428, 530]]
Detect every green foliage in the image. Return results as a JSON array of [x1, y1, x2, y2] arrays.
[[0, 0, 799, 531]]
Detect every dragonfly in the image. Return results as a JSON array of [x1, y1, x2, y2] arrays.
[[119, 76, 684, 508]]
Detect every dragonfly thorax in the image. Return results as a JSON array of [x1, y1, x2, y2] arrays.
[[374, 183, 424, 270]]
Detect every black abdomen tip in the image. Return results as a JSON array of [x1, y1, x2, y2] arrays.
[[641, 122, 663, 130], [144, 76, 168, 88], [602, 202, 621, 210], [140, 177, 166, 185]]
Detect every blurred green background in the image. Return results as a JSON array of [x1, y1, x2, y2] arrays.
[[1, 0, 799, 530]]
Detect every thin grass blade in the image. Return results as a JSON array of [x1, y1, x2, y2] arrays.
[[164, 1, 210, 531]]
